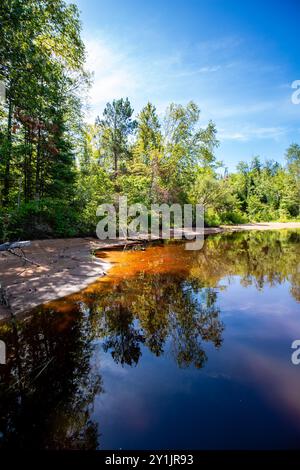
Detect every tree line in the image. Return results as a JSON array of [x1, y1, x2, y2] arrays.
[[0, 0, 299, 241]]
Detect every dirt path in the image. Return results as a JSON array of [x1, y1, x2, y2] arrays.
[[1, 222, 300, 319]]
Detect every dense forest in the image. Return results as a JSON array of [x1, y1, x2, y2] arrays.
[[0, 0, 299, 241]]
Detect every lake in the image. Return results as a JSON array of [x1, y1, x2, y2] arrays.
[[0, 230, 300, 450]]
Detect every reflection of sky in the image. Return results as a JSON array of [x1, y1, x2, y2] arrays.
[[91, 273, 300, 450]]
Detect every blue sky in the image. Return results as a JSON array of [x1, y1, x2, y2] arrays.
[[71, 0, 300, 170]]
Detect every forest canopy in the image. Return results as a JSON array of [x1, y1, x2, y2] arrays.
[[0, 0, 299, 241]]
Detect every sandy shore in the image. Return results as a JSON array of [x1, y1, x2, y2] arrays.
[[1, 222, 299, 320]]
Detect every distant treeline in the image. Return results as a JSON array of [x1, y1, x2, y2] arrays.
[[0, 1, 299, 241]]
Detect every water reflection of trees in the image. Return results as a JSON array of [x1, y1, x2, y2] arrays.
[[0, 273, 224, 449], [87, 230, 300, 368], [88, 275, 224, 368], [0, 308, 102, 449], [0, 230, 299, 448], [193, 230, 300, 301]]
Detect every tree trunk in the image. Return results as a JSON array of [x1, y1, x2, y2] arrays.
[[35, 127, 41, 199], [114, 147, 118, 179], [3, 95, 13, 206]]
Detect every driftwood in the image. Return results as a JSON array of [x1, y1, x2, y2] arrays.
[[0, 241, 40, 266], [0, 241, 31, 251]]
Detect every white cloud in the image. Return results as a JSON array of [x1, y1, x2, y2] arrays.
[[174, 64, 224, 78], [199, 65, 222, 73], [84, 33, 239, 122], [82, 32, 296, 151], [219, 125, 286, 141], [197, 36, 243, 53], [85, 36, 140, 120], [84, 34, 185, 121], [205, 101, 276, 120]]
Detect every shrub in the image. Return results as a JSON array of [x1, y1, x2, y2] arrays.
[[0, 198, 80, 241]]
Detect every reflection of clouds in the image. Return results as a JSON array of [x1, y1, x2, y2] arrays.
[[94, 369, 154, 437], [220, 281, 298, 318], [220, 311, 300, 344], [243, 349, 300, 428], [222, 301, 296, 316], [94, 348, 128, 376], [206, 372, 231, 380]]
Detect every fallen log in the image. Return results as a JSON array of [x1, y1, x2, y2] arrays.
[[0, 241, 31, 251]]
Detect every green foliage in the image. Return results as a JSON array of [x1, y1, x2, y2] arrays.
[[95, 98, 137, 178], [0, 198, 79, 240], [0, 0, 88, 238], [228, 153, 300, 223], [0, 2, 299, 240]]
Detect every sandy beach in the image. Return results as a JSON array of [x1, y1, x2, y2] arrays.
[[1, 222, 300, 320]]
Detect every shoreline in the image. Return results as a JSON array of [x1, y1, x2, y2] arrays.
[[1, 222, 300, 320]]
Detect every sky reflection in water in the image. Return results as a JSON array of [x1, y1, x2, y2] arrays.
[[0, 230, 299, 449]]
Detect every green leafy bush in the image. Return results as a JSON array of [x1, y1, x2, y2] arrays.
[[0, 199, 80, 241]]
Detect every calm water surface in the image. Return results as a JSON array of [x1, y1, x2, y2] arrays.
[[0, 230, 300, 449]]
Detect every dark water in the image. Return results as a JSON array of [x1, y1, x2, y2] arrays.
[[0, 230, 300, 450]]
